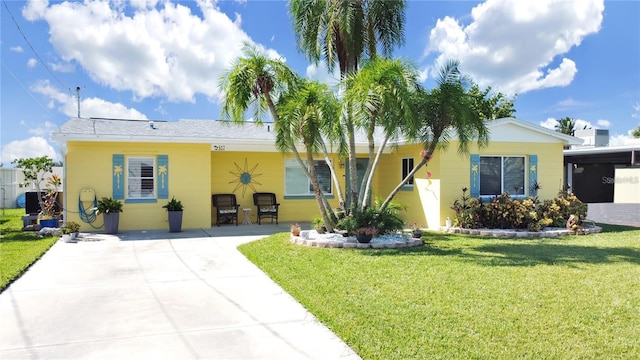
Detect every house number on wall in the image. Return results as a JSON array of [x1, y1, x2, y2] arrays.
[[213, 145, 226, 151]]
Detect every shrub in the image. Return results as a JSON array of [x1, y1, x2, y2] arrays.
[[449, 188, 587, 231], [335, 199, 405, 235], [451, 188, 482, 229]]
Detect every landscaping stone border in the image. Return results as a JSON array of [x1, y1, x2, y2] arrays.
[[290, 225, 603, 249], [290, 230, 423, 249], [440, 225, 603, 238]]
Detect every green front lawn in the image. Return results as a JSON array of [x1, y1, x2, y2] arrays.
[[239, 225, 640, 359], [0, 209, 58, 292]]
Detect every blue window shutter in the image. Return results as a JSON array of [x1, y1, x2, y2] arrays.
[[529, 155, 538, 196], [157, 155, 169, 199], [112, 154, 124, 200], [470, 154, 480, 198]]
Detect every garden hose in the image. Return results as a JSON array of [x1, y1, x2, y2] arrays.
[[78, 195, 102, 229]]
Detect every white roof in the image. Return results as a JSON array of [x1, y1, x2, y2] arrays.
[[51, 116, 579, 152], [486, 117, 583, 145]]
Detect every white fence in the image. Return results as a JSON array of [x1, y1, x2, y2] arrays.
[[0, 167, 63, 209]]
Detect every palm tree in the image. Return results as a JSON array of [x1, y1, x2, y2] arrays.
[[380, 59, 489, 210], [289, 0, 407, 212], [343, 57, 419, 209], [219, 43, 347, 221], [219, 42, 298, 124], [555, 117, 576, 136], [276, 80, 341, 229]]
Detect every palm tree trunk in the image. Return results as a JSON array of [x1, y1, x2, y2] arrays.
[[380, 140, 438, 211], [357, 126, 376, 210], [361, 135, 389, 208], [319, 140, 342, 224], [346, 120, 359, 214], [268, 92, 334, 225], [306, 149, 333, 231]]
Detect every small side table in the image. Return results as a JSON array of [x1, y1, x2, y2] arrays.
[[242, 208, 252, 225]]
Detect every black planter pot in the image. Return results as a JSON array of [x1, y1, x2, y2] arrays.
[[356, 234, 373, 243], [168, 211, 183, 233], [412, 231, 423, 238], [104, 213, 120, 234]]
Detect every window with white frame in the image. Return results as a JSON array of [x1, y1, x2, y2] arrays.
[[285, 159, 332, 196], [479, 156, 525, 196], [127, 157, 155, 198], [401, 158, 414, 186]]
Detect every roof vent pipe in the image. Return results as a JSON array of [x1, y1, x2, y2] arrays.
[[149, 120, 155, 129]]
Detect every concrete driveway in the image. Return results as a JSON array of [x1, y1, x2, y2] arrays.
[[0, 227, 360, 359]]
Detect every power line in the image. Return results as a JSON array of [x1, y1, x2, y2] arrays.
[[2, 0, 69, 91], [1, 59, 53, 116]]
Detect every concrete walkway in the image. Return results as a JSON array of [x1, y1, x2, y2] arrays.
[[0, 225, 360, 359], [587, 203, 640, 228]]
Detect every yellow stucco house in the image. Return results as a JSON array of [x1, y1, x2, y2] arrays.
[[51, 117, 580, 232]]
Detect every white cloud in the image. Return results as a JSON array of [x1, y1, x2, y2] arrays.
[[539, 117, 595, 131], [1, 137, 58, 165], [10, 46, 24, 53], [633, 101, 640, 118], [23, 0, 280, 103], [306, 62, 340, 87], [596, 119, 610, 128], [30, 80, 148, 120], [554, 97, 588, 111], [575, 119, 593, 130], [426, 0, 604, 95], [28, 120, 58, 136], [50, 62, 75, 73], [539, 117, 557, 130], [609, 134, 640, 146], [27, 58, 37, 68]]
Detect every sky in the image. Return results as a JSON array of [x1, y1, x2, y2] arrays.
[[1, 0, 639, 165]]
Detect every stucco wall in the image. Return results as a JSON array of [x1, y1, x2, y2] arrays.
[[65, 141, 211, 231], [377, 140, 564, 230], [210, 151, 344, 224], [435, 141, 565, 230]]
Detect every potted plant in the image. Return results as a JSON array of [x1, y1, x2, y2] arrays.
[[354, 226, 379, 243], [64, 220, 81, 240], [60, 228, 73, 243], [290, 223, 301, 236], [95, 197, 123, 234], [312, 216, 327, 234], [410, 223, 423, 238], [163, 197, 184, 233]]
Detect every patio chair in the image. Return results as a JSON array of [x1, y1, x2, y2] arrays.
[[212, 194, 240, 226], [253, 192, 280, 225]]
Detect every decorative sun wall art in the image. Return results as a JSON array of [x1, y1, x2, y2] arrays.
[[229, 158, 262, 198]]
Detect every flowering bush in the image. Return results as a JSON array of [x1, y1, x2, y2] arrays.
[[290, 223, 301, 232], [450, 188, 587, 231], [41, 174, 62, 218], [354, 227, 379, 236]]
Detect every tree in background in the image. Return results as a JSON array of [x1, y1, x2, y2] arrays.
[[555, 117, 576, 136], [468, 84, 516, 120], [11, 156, 55, 216], [631, 125, 640, 138]]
